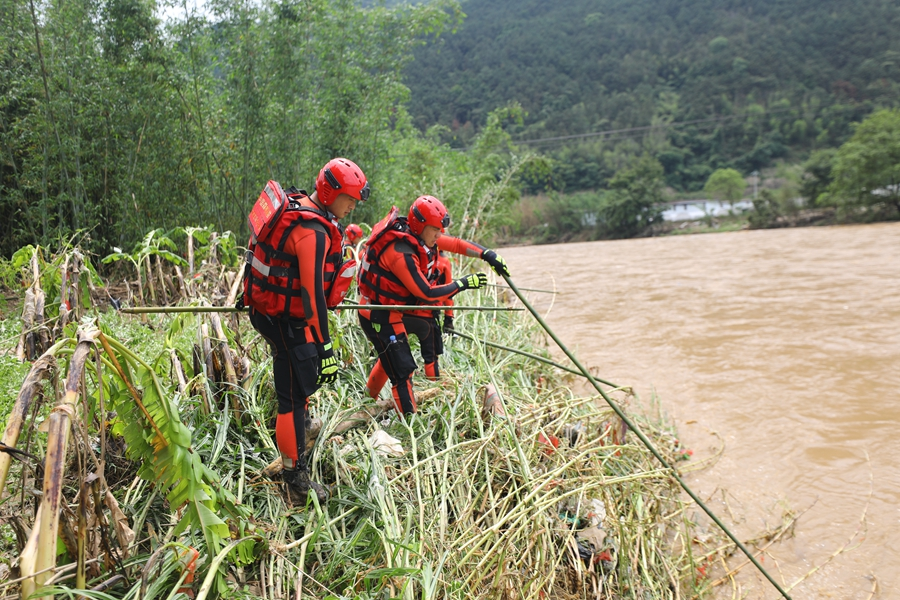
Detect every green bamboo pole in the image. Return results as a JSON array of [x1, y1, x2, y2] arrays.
[[119, 305, 523, 314], [502, 273, 792, 600], [484, 283, 558, 294], [447, 328, 618, 388]]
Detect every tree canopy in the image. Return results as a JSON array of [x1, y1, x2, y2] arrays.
[[0, 0, 463, 256], [826, 109, 900, 212], [704, 168, 746, 203]]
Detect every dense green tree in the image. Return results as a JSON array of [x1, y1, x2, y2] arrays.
[[748, 189, 782, 228], [800, 148, 837, 205], [825, 109, 900, 213], [703, 168, 746, 204], [597, 154, 665, 238], [0, 0, 463, 256]]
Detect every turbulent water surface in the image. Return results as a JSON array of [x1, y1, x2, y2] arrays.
[[502, 222, 900, 600]]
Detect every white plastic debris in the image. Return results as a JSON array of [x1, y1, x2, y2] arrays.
[[587, 498, 607, 527], [369, 430, 405, 457]]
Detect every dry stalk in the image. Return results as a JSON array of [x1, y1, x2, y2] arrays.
[[155, 255, 170, 305], [225, 268, 244, 306], [208, 312, 239, 391], [23, 329, 99, 598], [0, 348, 59, 496], [174, 265, 188, 301], [144, 255, 156, 305], [785, 453, 874, 593], [170, 348, 188, 396], [864, 573, 877, 600]]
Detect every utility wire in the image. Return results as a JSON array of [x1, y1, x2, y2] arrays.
[[447, 106, 796, 153]]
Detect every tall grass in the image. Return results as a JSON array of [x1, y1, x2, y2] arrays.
[[0, 272, 711, 599]]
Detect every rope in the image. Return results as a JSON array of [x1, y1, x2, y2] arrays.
[[447, 327, 617, 388]]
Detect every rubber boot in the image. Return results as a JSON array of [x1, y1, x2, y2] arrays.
[[283, 468, 329, 505]]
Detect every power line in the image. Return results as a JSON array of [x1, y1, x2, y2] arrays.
[[397, 102, 866, 158], [517, 112, 755, 145]]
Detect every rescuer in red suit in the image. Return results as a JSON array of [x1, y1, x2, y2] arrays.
[[356, 195, 510, 414], [243, 158, 368, 504]]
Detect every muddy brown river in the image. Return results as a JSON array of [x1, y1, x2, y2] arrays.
[[502, 222, 899, 599]]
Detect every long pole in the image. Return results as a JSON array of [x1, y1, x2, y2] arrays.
[[484, 283, 558, 294], [447, 328, 617, 387], [502, 274, 792, 599], [119, 305, 523, 315]]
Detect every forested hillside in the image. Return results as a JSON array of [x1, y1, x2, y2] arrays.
[[405, 0, 900, 192]]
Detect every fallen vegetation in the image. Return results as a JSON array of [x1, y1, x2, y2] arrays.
[[0, 236, 747, 599]]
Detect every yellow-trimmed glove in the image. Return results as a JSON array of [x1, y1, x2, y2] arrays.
[[456, 272, 488, 290], [317, 342, 338, 386], [481, 249, 510, 277]]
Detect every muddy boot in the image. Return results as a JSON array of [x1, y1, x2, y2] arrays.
[[283, 468, 329, 506]]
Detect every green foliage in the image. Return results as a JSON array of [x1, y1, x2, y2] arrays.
[[825, 109, 900, 213], [365, 103, 540, 242], [801, 148, 837, 205], [522, 191, 603, 243], [0, 0, 462, 257], [98, 332, 248, 553], [0, 256, 20, 293], [0, 345, 29, 420], [703, 168, 746, 203], [597, 154, 666, 238], [748, 189, 781, 228]]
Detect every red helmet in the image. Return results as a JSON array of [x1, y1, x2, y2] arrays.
[[316, 158, 370, 206], [407, 195, 450, 237], [345, 223, 363, 244]]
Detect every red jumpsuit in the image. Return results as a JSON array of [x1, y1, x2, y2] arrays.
[[248, 195, 337, 471], [360, 234, 487, 413]]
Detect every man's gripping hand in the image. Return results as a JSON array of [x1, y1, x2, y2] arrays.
[[317, 342, 339, 386], [481, 250, 510, 277], [456, 272, 487, 290]]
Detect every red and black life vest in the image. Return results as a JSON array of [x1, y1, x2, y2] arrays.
[[243, 181, 355, 318], [357, 207, 436, 306]]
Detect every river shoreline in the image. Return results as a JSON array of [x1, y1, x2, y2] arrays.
[[500, 205, 900, 247]]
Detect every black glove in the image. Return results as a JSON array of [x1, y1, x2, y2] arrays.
[[234, 292, 245, 310], [316, 342, 338, 386], [481, 249, 510, 277], [442, 314, 454, 334], [456, 272, 487, 290]]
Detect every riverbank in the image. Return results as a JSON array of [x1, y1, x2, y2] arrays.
[[499, 199, 900, 246], [654, 205, 839, 236], [0, 240, 721, 598]]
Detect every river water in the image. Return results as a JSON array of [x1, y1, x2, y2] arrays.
[[502, 222, 899, 600]]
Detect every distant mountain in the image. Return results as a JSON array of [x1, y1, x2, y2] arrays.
[[403, 0, 900, 191]]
